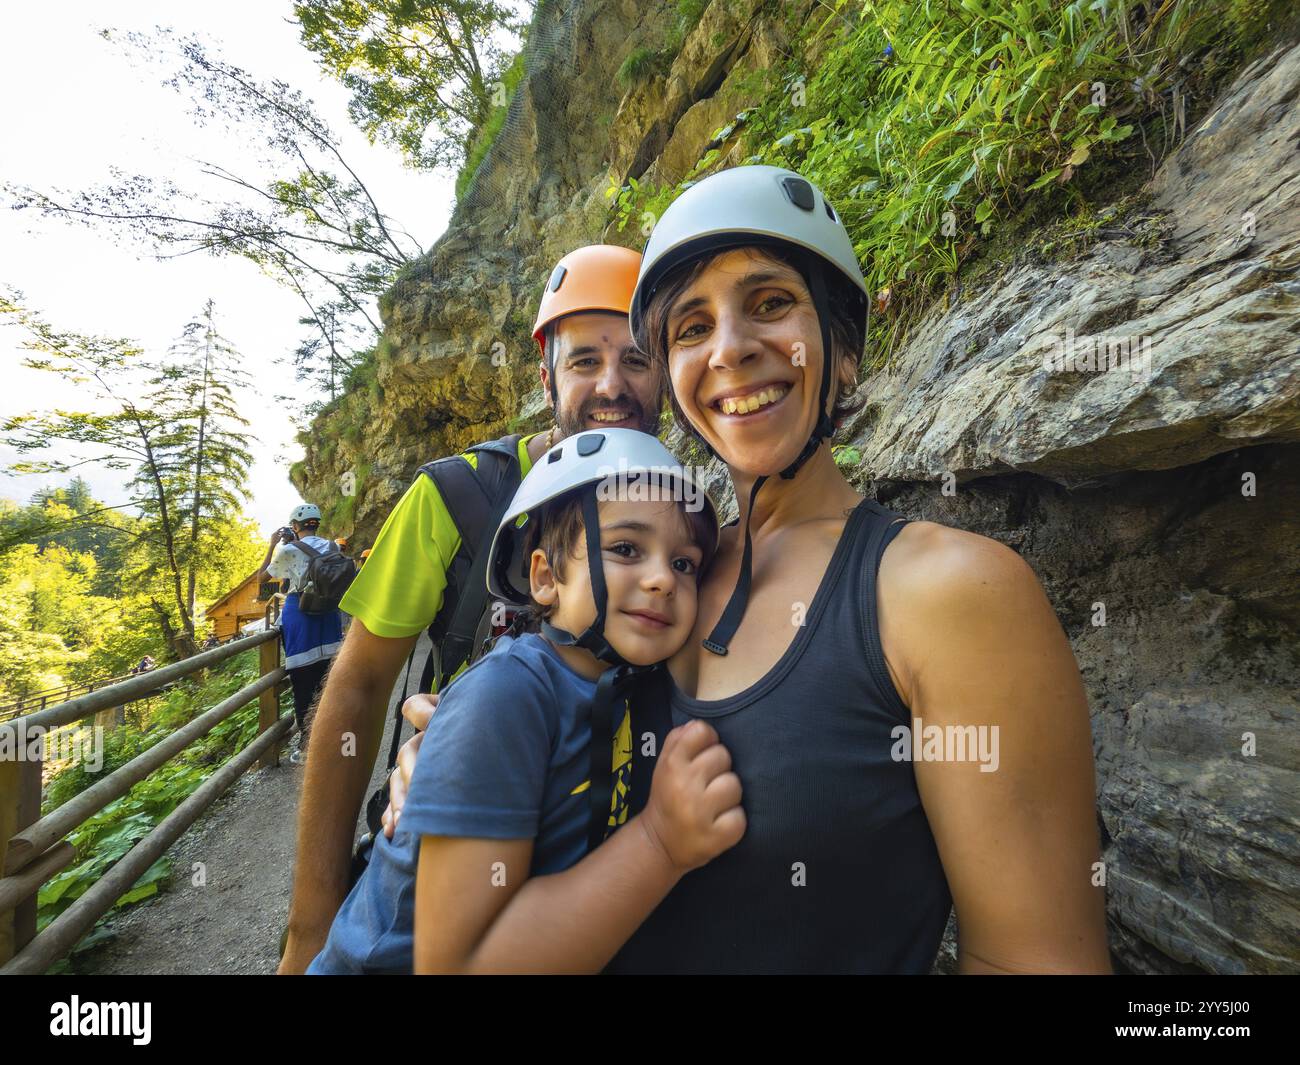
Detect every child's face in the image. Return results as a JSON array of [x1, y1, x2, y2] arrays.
[[529, 497, 705, 671]]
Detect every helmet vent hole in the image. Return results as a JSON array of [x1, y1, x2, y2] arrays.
[[576, 433, 605, 456], [825, 200, 837, 222], [548, 264, 567, 292], [547, 448, 563, 463], [781, 176, 815, 211]]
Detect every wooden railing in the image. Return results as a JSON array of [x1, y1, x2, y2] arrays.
[[0, 607, 289, 974], [0, 632, 253, 721]]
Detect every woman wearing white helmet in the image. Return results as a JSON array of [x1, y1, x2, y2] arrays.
[[601, 165, 1111, 974]]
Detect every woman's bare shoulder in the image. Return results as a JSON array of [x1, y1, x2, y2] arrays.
[[876, 519, 1068, 714], [881, 519, 1042, 613]]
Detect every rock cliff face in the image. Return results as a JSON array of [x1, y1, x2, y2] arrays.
[[853, 42, 1299, 975], [295, 1, 1298, 974]]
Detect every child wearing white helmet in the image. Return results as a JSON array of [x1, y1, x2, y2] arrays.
[[307, 429, 745, 974]]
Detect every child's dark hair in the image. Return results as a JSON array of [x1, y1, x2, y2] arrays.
[[517, 483, 717, 630]]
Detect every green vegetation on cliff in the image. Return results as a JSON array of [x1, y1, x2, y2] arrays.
[[609, 0, 1283, 369], [457, 49, 529, 201]]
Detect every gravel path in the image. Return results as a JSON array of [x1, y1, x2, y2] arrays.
[[74, 634, 428, 976]]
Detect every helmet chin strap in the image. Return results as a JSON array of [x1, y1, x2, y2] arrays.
[[702, 252, 836, 657], [537, 486, 660, 851], [540, 489, 632, 669]]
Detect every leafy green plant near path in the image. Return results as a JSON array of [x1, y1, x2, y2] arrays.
[[37, 649, 292, 964], [608, 0, 1266, 371]]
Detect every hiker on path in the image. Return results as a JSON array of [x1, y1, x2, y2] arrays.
[[256, 504, 350, 767]]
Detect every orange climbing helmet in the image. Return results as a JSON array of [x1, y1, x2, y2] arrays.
[[531, 245, 642, 359]]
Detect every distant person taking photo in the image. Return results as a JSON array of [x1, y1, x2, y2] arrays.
[[255, 504, 354, 766]]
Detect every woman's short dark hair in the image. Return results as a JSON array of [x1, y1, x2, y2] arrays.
[[519, 484, 718, 628], [639, 243, 868, 443]]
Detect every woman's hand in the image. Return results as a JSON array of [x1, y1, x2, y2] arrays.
[[380, 692, 440, 838]]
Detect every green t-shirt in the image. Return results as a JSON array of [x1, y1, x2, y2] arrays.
[[339, 433, 543, 656]]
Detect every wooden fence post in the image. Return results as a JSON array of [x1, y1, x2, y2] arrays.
[[0, 741, 43, 965], [94, 705, 124, 732], [257, 624, 282, 771]]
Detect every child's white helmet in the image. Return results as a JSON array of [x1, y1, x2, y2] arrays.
[[487, 427, 718, 612], [485, 428, 719, 856]]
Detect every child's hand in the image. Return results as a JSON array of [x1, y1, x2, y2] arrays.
[[381, 692, 441, 838], [640, 720, 745, 872]]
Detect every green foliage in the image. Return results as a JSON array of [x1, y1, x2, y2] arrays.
[[456, 49, 528, 201], [38, 650, 293, 963], [608, 0, 1235, 362], [618, 0, 708, 88], [1, 295, 260, 658], [294, 0, 525, 171], [831, 444, 862, 470], [0, 474, 264, 706], [665, 0, 709, 54], [617, 47, 672, 88], [7, 31, 423, 402], [1226, 0, 1272, 42], [325, 491, 358, 533], [352, 460, 372, 499]]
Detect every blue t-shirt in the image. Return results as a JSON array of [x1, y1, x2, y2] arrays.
[[307, 632, 634, 974]]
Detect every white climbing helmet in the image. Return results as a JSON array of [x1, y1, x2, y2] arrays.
[[628, 164, 869, 356], [487, 427, 719, 607], [290, 503, 321, 523], [629, 165, 872, 659]]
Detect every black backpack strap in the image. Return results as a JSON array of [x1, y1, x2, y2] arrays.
[[628, 666, 672, 818], [289, 540, 323, 559], [417, 434, 524, 693], [379, 645, 420, 777]]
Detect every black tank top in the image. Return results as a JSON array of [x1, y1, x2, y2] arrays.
[[606, 497, 952, 974]]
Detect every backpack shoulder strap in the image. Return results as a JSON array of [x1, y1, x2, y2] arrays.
[[289, 540, 322, 560], [416, 436, 522, 539], [415, 434, 524, 692]]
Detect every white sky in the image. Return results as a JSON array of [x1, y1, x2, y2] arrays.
[[0, 1, 455, 533]]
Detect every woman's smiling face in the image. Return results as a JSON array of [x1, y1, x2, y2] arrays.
[[664, 247, 828, 475]]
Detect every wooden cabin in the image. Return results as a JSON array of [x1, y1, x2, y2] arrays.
[[205, 570, 268, 640]]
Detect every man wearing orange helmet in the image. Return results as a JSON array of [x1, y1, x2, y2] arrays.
[[278, 245, 662, 973]]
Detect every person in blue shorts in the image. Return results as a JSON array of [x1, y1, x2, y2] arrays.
[[307, 428, 746, 974], [256, 504, 346, 765]]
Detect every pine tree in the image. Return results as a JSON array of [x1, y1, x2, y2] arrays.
[[163, 300, 255, 627], [1, 293, 256, 659]]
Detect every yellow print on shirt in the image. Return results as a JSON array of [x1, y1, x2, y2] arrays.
[[570, 700, 633, 838]]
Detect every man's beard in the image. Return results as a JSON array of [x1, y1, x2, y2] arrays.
[[556, 396, 660, 438]]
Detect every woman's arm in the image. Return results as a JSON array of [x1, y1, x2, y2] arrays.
[[880, 522, 1112, 974], [413, 720, 745, 974]]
